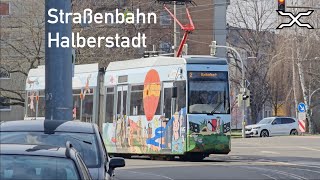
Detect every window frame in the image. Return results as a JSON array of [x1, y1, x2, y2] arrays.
[[0, 67, 11, 79], [160, 11, 171, 26], [187, 71, 230, 114], [159, 41, 172, 53], [0, 2, 10, 17], [129, 84, 144, 116], [282, 118, 295, 124], [272, 118, 282, 125], [105, 86, 115, 123], [0, 97, 11, 111]]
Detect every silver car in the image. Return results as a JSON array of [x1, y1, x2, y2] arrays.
[[0, 120, 125, 180]]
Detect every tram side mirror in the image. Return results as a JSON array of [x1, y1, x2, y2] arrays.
[[172, 87, 177, 98]]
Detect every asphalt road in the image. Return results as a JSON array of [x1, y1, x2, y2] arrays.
[[114, 136, 320, 180]]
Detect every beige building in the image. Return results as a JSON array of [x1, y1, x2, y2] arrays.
[[0, 0, 45, 121]]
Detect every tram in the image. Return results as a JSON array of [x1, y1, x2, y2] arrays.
[[24, 63, 100, 123], [25, 55, 231, 161], [102, 55, 231, 160]]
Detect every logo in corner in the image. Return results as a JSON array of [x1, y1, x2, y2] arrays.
[[277, 10, 314, 29]]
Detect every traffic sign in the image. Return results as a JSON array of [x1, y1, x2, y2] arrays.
[[298, 112, 306, 121], [298, 112, 306, 133], [299, 119, 306, 133], [298, 102, 306, 113]]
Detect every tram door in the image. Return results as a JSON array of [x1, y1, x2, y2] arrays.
[[115, 85, 128, 148], [162, 82, 175, 150]]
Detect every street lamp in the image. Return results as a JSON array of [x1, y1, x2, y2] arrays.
[[211, 42, 246, 138]]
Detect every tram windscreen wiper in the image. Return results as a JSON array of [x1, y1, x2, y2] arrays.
[[207, 101, 224, 115]]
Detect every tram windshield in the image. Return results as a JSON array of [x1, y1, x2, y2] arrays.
[[188, 71, 230, 114]]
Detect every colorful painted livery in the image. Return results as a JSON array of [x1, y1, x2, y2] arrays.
[[102, 55, 231, 160]]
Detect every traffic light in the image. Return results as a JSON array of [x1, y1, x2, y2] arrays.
[[278, 0, 285, 12], [242, 90, 250, 107], [242, 94, 249, 100]]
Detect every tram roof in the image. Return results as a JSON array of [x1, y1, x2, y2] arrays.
[[27, 63, 99, 77], [26, 63, 99, 90], [106, 55, 227, 71]]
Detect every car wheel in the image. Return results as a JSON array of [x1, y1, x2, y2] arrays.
[[260, 130, 269, 137], [290, 129, 298, 135]]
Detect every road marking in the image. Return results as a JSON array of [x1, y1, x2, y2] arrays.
[[122, 161, 294, 170], [117, 169, 174, 180], [260, 151, 280, 154], [296, 136, 320, 138], [274, 161, 320, 169], [262, 174, 278, 180], [233, 146, 297, 149], [299, 146, 320, 152], [286, 167, 320, 174], [242, 166, 308, 180]]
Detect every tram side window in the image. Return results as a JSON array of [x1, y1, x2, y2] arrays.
[[26, 91, 36, 117], [38, 90, 45, 117], [105, 87, 114, 123], [72, 89, 81, 120], [123, 91, 127, 115], [82, 89, 94, 122], [117, 91, 121, 115], [175, 81, 186, 112], [130, 85, 144, 116], [163, 88, 172, 119]]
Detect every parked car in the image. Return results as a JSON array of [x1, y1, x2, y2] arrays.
[[0, 120, 125, 180], [245, 117, 298, 137], [0, 143, 92, 180]]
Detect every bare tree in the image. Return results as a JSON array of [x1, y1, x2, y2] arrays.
[[0, 0, 45, 107], [71, 0, 173, 67], [227, 0, 276, 123], [274, 0, 320, 134], [0, 0, 173, 108]]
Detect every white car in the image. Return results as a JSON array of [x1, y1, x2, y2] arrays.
[[245, 117, 299, 137]]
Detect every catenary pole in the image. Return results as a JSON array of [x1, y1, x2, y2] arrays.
[[45, 0, 73, 120], [215, 45, 246, 138]]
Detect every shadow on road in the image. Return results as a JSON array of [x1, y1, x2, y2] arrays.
[[122, 154, 320, 165], [125, 155, 235, 163]]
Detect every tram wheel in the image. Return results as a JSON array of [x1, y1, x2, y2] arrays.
[[150, 156, 156, 160], [180, 153, 205, 162], [165, 156, 175, 161]]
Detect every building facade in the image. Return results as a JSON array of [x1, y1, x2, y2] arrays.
[[0, 0, 45, 121]]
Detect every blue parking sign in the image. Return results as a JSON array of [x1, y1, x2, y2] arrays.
[[298, 102, 306, 113]]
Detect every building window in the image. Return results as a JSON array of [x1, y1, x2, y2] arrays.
[[0, 68, 10, 79], [160, 11, 171, 26], [0, 2, 10, 16], [0, 31, 11, 48], [0, 97, 11, 111], [159, 42, 171, 53]]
